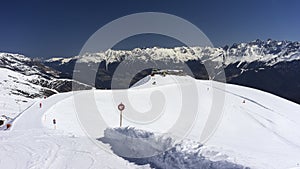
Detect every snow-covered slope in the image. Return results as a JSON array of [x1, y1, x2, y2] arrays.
[[0, 52, 60, 77], [0, 66, 90, 115], [0, 52, 93, 93], [0, 52, 93, 122], [0, 68, 56, 119], [1, 93, 146, 169], [1, 74, 300, 169]]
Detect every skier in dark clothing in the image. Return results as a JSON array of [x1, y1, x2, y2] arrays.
[[53, 119, 56, 129]]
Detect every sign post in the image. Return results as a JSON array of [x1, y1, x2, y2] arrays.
[[118, 103, 125, 127]]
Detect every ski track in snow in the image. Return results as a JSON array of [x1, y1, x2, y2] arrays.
[[241, 106, 300, 149], [200, 81, 300, 150], [201, 82, 274, 112], [0, 130, 142, 169]]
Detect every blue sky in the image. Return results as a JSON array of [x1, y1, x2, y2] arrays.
[[0, 0, 299, 58]]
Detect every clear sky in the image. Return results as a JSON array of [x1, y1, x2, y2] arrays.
[[0, 0, 299, 58]]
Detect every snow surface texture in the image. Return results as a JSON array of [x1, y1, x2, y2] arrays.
[[46, 40, 300, 66], [100, 127, 249, 169], [0, 68, 49, 118], [0, 73, 300, 168], [3, 92, 147, 169]]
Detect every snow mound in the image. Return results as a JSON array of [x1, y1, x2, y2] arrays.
[[100, 127, 249, 169]]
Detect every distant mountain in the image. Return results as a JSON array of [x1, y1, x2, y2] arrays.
[[0, 53, 93, 97], [44, 39, 300, 104]]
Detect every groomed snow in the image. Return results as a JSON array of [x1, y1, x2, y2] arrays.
[[1, 74, 300, 169]]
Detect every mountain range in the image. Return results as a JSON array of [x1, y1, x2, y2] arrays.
[[43, 39, 300, 104], [1, 39, 299, 103], [1, 39, 300, 169]]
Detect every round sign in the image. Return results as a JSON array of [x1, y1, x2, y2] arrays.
[[118, 103, 125, 111]]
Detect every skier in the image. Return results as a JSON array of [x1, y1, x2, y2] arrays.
[[6, 123, 11, 129], [39, 102, 42, 108], [53, 119, 56, 129]]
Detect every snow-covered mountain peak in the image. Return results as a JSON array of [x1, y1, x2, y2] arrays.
[[0, 52, 61, 77], [72, 46, 204, 63], [0, 52, 31, 62], [44, 40, 300, 67], [223, 39, 300, 65]]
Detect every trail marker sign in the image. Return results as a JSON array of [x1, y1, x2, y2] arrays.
[[118, 103, 125, 127], [118, 103, 125, 111]]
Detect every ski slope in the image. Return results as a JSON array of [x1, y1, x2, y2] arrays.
[[1, 74, 300, 169], [2, 94, 147, 169]]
